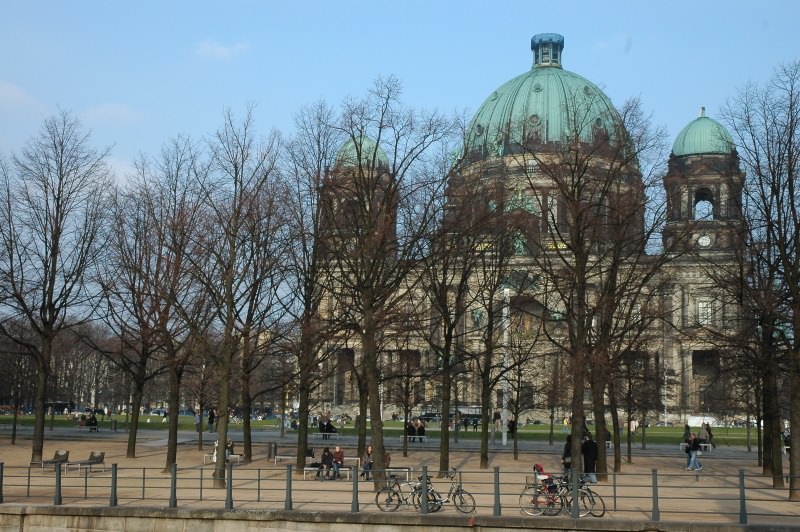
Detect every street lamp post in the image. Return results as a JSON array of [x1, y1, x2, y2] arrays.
[[502, 288, 509, 446]]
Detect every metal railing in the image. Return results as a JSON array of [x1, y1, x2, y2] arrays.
[[1, 462, 798, 525]]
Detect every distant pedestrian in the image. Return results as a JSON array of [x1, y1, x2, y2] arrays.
[[562, 434, 572, 473], [208, 409, 216, 433], [472, 418, 478, 431], [698, 424, 708, 444], [582, 433, 598, 483], [704, 423, 715, 448], [195, 411, 202, 432], [686, 432, 703, 471]]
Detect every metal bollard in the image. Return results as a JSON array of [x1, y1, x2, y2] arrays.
[[570, 468, 578, 518], [169, 463, 177, 508], [0, 462, 4, 504], [493, 467, 501, 516], [109, 464, 118, 507], [739, 469, 747, 524], [351, 465, 359, 512], [420, 465, 429, 514], [54, 463, 62, 506], [225, 461, 233, 509], [285, 465, 293, 510], [651, 469, 660, 521]]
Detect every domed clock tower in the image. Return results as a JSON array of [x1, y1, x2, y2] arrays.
[[662, 108, 745, 254]]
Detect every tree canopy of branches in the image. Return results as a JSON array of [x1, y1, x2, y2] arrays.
[[319, 76, 457, 486], [0, 110, 112, 462], [722, 60, 800, 498]]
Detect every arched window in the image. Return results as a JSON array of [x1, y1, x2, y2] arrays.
[[694, 188, 714, 221]]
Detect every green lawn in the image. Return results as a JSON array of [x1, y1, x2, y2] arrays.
[[1, 415, 759, 446]]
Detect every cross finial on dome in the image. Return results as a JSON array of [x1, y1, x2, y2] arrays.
[[700, 106, 706, 117]]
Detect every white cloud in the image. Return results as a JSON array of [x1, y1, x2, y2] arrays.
[[195, 39, 250, 60], [82, 103, 141, 126], [106, 155, 137, 184], [0, 80, 46, 113]]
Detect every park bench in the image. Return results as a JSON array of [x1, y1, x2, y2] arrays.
[[30, 449, 69, 470], [303, 465, 352, 480], [311, 431, 341, 440], [384, 467, 412, 480], [680, 442, 712, 453], [66, 451, 105, 474], [400, 435, 428, 443], [203, 451, 241, 465]]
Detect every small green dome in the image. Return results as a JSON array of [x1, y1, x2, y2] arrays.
[[335, 135, 389, 169], [465, 33, 621, 158], [672, 108, 734, 156]]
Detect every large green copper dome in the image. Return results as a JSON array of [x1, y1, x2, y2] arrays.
[[335, 135, 389, 169], [672, 108, 734, 156], [465, 33, 621, 158]]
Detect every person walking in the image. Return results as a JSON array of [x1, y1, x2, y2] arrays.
[[705, 423, 716, 448], [208, 409, 216, 433], [561, 434, 572, 473], [194, 411, 202, 433], [687, 432, 703, 471], [698, 423, 708, 445]]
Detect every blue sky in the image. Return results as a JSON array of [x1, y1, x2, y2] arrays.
[[2, 1, 798, 178]]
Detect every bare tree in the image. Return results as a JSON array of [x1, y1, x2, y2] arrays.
[[0, 110, 111, 462], [722, 61, 800, 497], [406, 115, 481, 472], [319, 76, 455, 486], [282, 100, 348, 469], [100, 136, 209, 463], [188, 106, 282, 487]]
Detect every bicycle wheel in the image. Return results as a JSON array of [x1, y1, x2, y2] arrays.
[[414, 487, 442, 513], [564, 488, 593, 518], [453, 489, 476, 513], [586, 488, 605, 517], [519, 486, 559, 516], [375, 487, 401, 512]]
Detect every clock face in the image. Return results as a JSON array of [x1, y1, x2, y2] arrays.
[[698, 234, 711, 247]]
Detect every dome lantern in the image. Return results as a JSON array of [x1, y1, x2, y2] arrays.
[[531, 33, 564, 68]]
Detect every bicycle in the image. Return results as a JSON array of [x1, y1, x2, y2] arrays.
[[425, 468, 476, 513], [519, 468, 562, 516], [519, 468, 605, 518], [573, 475, 605, 518], [375, 474, 437, 512], [556, 472, 606, 518]]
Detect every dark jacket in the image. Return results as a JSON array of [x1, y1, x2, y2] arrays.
[[320, 450, 333, 467]]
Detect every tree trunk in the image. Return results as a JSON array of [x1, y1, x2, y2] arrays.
[[212, 340, 233, 488], [31, 342, 51, 463], [126, 368, 147, 458], [438, 355, 452, 474], [163, 362, 181, 473], [362, 308, 387, 490]]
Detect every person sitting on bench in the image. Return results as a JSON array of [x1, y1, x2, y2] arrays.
[[86, 413, 99, 432]]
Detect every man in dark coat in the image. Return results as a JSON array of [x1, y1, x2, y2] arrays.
[[581, 433, 598, 483]]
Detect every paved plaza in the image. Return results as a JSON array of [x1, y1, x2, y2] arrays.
[[1, 425, 798, 528]]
